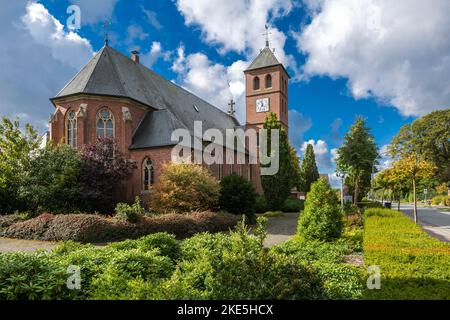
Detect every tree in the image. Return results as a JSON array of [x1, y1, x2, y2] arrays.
[[0, 117, 39, 213], [150, 163, 220, 213], [390, 109, 450, 185], [297, 178, 343, 241], [80, 137, 135, 213], [289, 146, 303, 191], [375, 169, 391, 204], [20, 144, 82, 213], [391, 154, 435, 223], [260, 112, 294, 210], [219, 174, 257, 221], [336, 117, 378, 204], [300, 143, 319, 194]]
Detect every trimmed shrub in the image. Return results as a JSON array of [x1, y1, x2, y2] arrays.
[[254, 196, 268, 213], [281, 198, 305, 212], [219, 173, 256, 218], [1, 213, 54, 239], [114, 197, 145, 223], [297, 178, 343, 242], [2, 212, 240, 243], [364, 208, 450, 299], [150, 163, 220, 213]]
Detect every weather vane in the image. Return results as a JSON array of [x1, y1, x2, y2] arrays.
[[103, 19, 110, 46], [263, 25, 272, 48]]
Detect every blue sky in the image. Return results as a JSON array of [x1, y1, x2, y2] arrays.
[[1, 0, 449, 184]]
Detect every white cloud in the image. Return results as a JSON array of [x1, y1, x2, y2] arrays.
[[125, 24, 149, 48], [142, 7, 162, 30], [173, 51, 249, 123], [301, 139, 333, 171], [0, 1, 94, 132], [377, 144, 393, 171], [175, 0, 300, 77], [69, 0, 118, 25], [171, 45, 186, 73], [296, 0, 450, 116], [141, 42, 170, 68]]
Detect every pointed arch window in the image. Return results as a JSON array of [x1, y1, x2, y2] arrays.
[[253, 76, 260, 90], [96, 108, 114, 138], [143, 158, 154, 191], [66, 110, 77, 148], [265, 74, 272, 88]]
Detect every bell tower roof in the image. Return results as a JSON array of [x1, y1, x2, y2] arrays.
[[245, 47, 280, 72]]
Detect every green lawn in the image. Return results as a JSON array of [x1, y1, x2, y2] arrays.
[[363, 208, 450, 299]]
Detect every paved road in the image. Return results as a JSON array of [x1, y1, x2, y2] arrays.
[[399, 204, 450, 242], [262, 212, 299, 248]]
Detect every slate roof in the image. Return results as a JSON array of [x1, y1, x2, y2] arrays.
[[53, 45, 240, 149], [245, 47, 281, 71]]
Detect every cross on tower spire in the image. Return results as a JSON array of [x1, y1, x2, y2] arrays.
[[228, 99, 236, 116], [263, 25, 272, 48], [103, 20, 110, 46]]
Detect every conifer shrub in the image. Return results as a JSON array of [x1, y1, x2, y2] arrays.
[[219, 173, 256, 220], [297, 178, 343, 241]]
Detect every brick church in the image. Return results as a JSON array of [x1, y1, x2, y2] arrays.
[[49, 38, 289, 202]]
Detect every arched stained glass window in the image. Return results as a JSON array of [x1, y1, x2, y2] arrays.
[[66, 110, 77, 148], [96, 108, 114, 138]]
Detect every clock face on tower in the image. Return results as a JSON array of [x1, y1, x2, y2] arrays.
[[256, 98, 269, 113]]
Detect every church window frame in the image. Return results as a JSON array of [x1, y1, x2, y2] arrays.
[[253, 76, 260, 91], [265, 74, 272, 88], [96, 108, 115, 138], [66, 110, 77, 148], [142, 157, 154, 191]]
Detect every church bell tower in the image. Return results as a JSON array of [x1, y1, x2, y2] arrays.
[[244, 26, 290, 133]]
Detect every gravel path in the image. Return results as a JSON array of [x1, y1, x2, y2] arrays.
[[262, 212, 299, 248], [0, 238, 58, 253]]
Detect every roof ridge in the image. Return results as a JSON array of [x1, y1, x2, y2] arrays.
[[97, 46, 128, 96]]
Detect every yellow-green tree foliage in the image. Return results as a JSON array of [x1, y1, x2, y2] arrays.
[[150, 163, 220, 213]]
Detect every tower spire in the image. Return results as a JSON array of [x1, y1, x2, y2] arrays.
[[263, 25, 271, 48], [103, 20, 110, 46]]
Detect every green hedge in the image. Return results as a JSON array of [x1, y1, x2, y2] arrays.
[[363, 208, 450, 299]]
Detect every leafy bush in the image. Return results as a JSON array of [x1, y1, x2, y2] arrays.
[[254, 196, 268, 213], [219, 174, 257, 219], [364, 208, 450, 299], [109, 232, 181, 261], [431, 195, 450, 206], [90, 249, 174, 300], [297, 178, 343, 241], [273, 235, 364, 300], [150, 163, 220, 213], [19, 144, 82, 213], [0, 252, 72, 300], [144, 219, 326, 300], [114, 197, 145, 223], [281, 198, 304, 212], [2, 212, 240, 243], [356, 201, 383, 209]]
